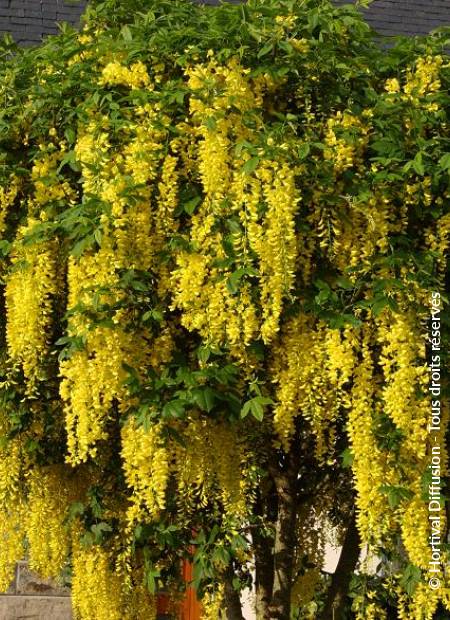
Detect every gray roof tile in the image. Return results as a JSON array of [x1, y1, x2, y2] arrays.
[[1, 0, 450, 47]]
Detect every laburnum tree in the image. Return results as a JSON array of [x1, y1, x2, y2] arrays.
[[0, 0, 449, 618]]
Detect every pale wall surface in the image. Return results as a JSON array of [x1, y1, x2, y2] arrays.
[[0, 596, 72, 620]]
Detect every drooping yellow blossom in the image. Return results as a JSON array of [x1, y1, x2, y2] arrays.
[[25, 467, 71, 579], [5, 224, 57, 389], [121, 418, 170, 525], [72, 543, 131, 620]]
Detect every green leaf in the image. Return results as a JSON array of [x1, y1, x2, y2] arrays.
[[193, 387, 216, 413], [242, 156, 260, 175], [67, 501, 85, 523], [91, 522, 112, 543], [412, 151, 425, 176], [162, 399, 186, 419], [205, 116, 217, 131], [438, 153, 450, 171], [197, 345, 211, 364], [145, 566, 161, 595], [94, 228, 102, 247], [80, 531, 95, 548], [335, 276, 354, 290], [421, 469, 433, 502], [226, 268, 247, 294], [340, 448, 354, 468], [241, 396, 273, 421], [400, 564, 421, 596], [379, 485, 413, 509], [184, 196, 202, 215], [371, 297, 390, 316], [297, 143, 310, 160], [257, 42, 273, 58], [0, 240, 11, 257], [121, 25, 133, 42]]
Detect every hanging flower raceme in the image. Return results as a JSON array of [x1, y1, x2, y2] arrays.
[[5, 221, 58, 390], [0, 407, 24, 591], [121, 417, 170, 526]]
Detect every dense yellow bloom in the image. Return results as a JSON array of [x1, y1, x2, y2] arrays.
[[0, 409, 23, 591], [25, 468, 71, 579], [404, 55, 443, 98], [378, 312, 428, 457], [5, 225, 57, 389], [348, 330, 390, 543], [271, 315, 353, 455], [0, 22, 449, 617], [0, 506, 24, 592], [385, 77, 400, 93], [258, 163, 299, 343], [324, 111, 369, 173], [31, 151, 74, 206], [60, 245, 138, 463], [398, 583, 441, 620], [121, 418, 169, 525], [72, 544, 133, 620], [174, 417, 251, 517], [401, 495, 431, 570], [100, 61, 151, 89]]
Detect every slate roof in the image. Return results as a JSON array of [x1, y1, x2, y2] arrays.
[[335, 0, 450, 37], [0, 0, 86, 46], [1, 0, 450, 47]]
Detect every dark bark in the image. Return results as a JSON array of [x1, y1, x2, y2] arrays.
[[253, 526, 274, 620], [252, 482, 276, 620], [268, 453, 299, 620], [224, 566, 244, 620], [319, 511, 360, 620]]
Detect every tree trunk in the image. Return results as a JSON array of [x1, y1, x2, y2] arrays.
[[253, 527, 274, 620], [223, 566, 244, 620], [269, 456, 298, 620], [319, 511, 360, 620]]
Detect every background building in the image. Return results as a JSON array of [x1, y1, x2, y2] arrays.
[[2, 0, 450, 46]]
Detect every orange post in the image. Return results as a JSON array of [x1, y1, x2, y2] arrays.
[[180, 559, 202, 620]]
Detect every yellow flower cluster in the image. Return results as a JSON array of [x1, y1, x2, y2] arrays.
[[348, 330, 391, 543], [324, 111, 369, 173], [121, 418, 169, 525], [172, 59, 300, 354], [0, 508, 24, 592], [100, 61, 151, 89], [258, 163, 299, 343], [397, 583, 441, 620], [31, 150, 75, 206], [385, 77, 401, 93], [404, 55, 443, 98], [72, 543, 156, 620], [270, 315, 354, 456], [0, 21, 448, 617], [25, 468, 71, 579], [60, 245, 137, 463], [401, 495, 431, 570], [0, 409, 24, 591], [174, 416, 251, 518], [378, 312, 428, 457], [5, 224, 57, 389]]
